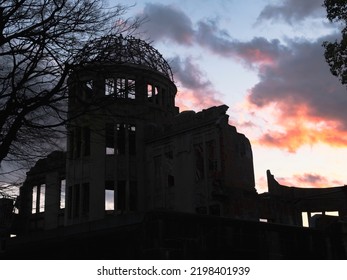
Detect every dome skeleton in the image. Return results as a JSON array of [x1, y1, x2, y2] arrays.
[[74, 35, 174, 81]]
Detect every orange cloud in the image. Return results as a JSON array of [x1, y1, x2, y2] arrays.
[[248, 101, 347, 152]]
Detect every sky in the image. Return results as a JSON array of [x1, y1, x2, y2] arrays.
[[111, 0, 347, 193]]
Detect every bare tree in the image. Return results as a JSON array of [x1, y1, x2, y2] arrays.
[[0, 0, 141, 183]]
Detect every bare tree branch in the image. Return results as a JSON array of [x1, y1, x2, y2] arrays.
[[0, 0, 143, 195]]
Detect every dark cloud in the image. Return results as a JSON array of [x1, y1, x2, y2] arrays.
[[170, 56, 211, 89], [139, 3, 347, 151], [297, 173, 328, 185], [277, 173, 344, 188], [244, 35, 347, 151], [170, 55, 223, 111], [139, 3, 194, 45], [195, 20, 284, 67], [248, 35, 347, 126], [139, 4, 283, 67], [258, 0, 325, 23]]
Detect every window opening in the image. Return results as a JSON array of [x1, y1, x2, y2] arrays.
[[105, 78, 115, 95], [302, 212, 309, 227], [39, 184, 45, 212], [325, 211, 339, 217], [32, 185, 45, 213], [116, 78, 126, 98], [32, 186, 37, 214], [129, 125, 136, 155], [105, 123, 115, 155], [105, 181, 115, 211], [127, 79, 136, 99], [147, 84, 154, 101], [116, 124, 126, 155], [168, 175, 175, 188], [60, 179, 66, 209]]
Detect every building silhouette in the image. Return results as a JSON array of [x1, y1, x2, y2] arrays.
[[1, 35, 347, 259]]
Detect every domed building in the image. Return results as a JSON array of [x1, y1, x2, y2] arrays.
[[65, 35, 179, 225], [6, 35, 263, 259]]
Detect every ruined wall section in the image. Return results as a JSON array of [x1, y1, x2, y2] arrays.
[[17, 151, 66, 234], [145, 105, 257, 219]]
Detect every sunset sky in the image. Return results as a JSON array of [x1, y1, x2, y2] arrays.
[[115, 0, 347, 192]]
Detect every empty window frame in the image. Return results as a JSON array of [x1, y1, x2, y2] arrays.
[[105, 123, 115, 155], [167, 175, 175, 188], [116, 78, 126, 98], [302, 211, 340, 227], [105, 123, 136, 155], [128, 125, 136, 155], [326, 211, 339, 217], [116, 124, 126, 155], [32, 186, 38, 214], [105, 78, 115, 96], [32, 184, 45, 213], [39, 184, 45, 212], [60, 179, 66, 209], [105, 181, 115, 211], [127, 79, 136, 99], [117, 78, 136, 99], [147, 84, 158, 102]]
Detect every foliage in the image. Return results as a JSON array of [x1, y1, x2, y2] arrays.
[[323, 0, 347, 84]]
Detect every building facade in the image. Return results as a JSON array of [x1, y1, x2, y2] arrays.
[[14, 35, 256, 234], [5, 35, 346, 259]]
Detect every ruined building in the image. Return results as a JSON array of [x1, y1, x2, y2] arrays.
[[2, 35, 347, 259], [2, 35, 259, 258]]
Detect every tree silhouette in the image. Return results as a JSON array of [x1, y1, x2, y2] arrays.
[[323, 0, 347, 84], [0, 0, 141, 173]]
